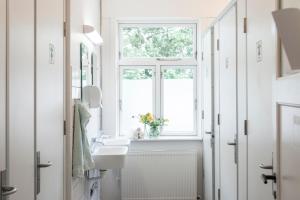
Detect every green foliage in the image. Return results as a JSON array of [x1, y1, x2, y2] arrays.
[[123, 69, 153, 80], [121, 26, 194, 58], [123, 68, 193, 80]]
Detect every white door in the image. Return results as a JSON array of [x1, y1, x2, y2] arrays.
[[202, 28, 215, 200], [213, 22, 221, 200], [8, 0, 36, 199], [246, 0, 276, 199], [218, 5, 237, 200], [36, 0, 64, 199], [272, 2, 300, 200]]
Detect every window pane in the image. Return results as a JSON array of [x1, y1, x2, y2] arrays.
[[162, 68, 195, 134], [120, 68, 154, 136], [120, 25, 195, 58]]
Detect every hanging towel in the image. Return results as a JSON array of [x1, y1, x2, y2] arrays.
[[72, 102, 95, 178]]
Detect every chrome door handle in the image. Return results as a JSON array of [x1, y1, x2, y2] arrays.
[[36, 151, 52, 195], [227, 141, 237, 146], [261, 173, 276, 184], [2, 186, 17, 197], [37, 162, 52, 168], [259, 164, 273, 170]]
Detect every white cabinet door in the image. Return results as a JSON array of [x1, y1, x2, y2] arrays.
[[8, 0, 36, 199], [218, 5, 238, 200], [202, 28, 215, 200], [246, 0, 276, 199], [36, 0, 64, 199]]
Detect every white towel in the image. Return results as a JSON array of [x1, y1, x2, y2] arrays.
[[82, 86, 102, 108]]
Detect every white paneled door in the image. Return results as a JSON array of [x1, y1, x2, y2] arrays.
[[36, 0, 64, 199], [202, 28, 215, 200], [246, 0, 276, 199], [218, 4, 237, 200], [8, 0, 36, 199]]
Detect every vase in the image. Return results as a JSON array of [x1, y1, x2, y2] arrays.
[[149, 126, 161, 138], [144, 124, 149, 137]]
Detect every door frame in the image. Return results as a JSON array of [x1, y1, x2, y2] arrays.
[[201, 26, 215, 200]]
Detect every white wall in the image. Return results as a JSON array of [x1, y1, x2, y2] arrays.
[[70, 0, 101, 199], [101, 0, 229, 135]]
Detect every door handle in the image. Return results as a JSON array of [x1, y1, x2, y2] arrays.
[[259, 164, 273, 170], [227, 137, 238, 164], [205, 131, 212, 135], [227, 141, 237, 146], [36, 151, 52, 195], [2, 186, 18, 197], [261, 173, 276, 184], [37, 162, 52, 168]]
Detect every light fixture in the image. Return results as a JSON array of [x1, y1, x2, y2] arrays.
[[83, 24, 103, 46]]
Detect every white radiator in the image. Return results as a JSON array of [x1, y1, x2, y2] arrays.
[[121, 150, 198, 200]]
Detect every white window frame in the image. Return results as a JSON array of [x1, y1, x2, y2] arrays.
[[119, 65, 156, 136], [118, 20, 199, 136], [160, 65, 198, 136]]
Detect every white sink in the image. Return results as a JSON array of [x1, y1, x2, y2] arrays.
[[93, 146, 128, 170], [102, 138, 131, 146]]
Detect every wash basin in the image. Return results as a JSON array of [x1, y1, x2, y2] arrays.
[[93, 146, 128, 170], [102, 138, 131, 146]]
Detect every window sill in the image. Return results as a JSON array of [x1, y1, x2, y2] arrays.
[[131, 136, 202, 142]]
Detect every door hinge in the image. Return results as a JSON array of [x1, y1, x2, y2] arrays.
[[218, 188, 221, 200], [201, 110, 204, 119], [217, 39, 220, 51], [273, 190, 277, 199], [119, 99, 123, 111], [63, 120, 67, 135], [244, 119, 248, 135], [63, 21, 66, 37], [217, 114, 220, 125], [243, 17, 247, 34], [201, 52, 204, 61]]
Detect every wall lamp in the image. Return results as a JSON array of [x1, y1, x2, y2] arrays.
[[83, 24, 103, 46]]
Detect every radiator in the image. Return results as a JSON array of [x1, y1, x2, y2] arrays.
[[121, 150, 198, 200]]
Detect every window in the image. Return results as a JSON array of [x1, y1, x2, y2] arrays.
[[118, 22, 198, 136]]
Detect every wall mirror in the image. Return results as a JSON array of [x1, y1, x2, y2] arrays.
[[80, 43, 91, 99]]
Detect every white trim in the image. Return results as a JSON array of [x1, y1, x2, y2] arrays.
[[117, 20, 199, 137], [131, 136, 203, 142]]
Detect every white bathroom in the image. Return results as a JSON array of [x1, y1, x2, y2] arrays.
[[2, 0, 299, 200]]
